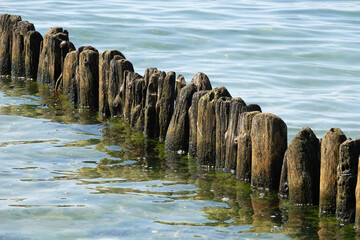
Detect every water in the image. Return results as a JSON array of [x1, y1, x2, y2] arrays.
[[0, 0, 360, 239]]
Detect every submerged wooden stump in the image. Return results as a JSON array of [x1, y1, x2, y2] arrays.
[[236, 111, 261, 182], [224, 98, 246, 172], [0, 14, 22, 77], [319, 128, 346, 215], [215, 96, 232, 169], [336, 138, 360, 223], [37, 27, 75, 89], [251, 113, 287, 191], [99, 50, 125, 116], [287, 127, 320, 205], [77, 47, 99, 108], [164, 72, 212, 153], [197, 87, 231, 166], [188, 90, 210, 158]]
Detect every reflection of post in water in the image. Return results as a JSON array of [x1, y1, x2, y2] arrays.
[[235, 182, 253, 225], [193, 172, 254, 226], [248, 191, 282, 233], [281, 200, 319, 239], [318, 216, 341, 240]]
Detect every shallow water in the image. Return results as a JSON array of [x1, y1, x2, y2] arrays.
[[0, 0, 360, 239]]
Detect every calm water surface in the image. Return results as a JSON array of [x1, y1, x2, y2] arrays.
[[0, 0, 360, 239]]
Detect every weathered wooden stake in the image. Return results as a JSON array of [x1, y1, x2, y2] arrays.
[[355, 155, 360, 229], [108, 56, 134, 116], [157, 71, 176, 141], [236, 111, 261, 182], [11, 21, 35, 79], [287, 127, 320, 205], [188, 90, 210, 158], [197, 87, 232, 166], [62, 51, 77, 102], [144, 71, 162, 138], [0, 14, 21, 76], [164, 72, 212, 153], [99, 50, 125, 116], [224, 98, 246, 172], [175, 74, 186, 99], [251, 113, 287, 191], [77, 46, 99, 108], [37, 27, 75, 89], [336, 138, 360, 222], [215, 96, 232, 169], [278, 150, 288, 197], [319, 128, 346, 215]]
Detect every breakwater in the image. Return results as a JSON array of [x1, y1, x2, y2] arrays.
[[1, 13, 360, 225]]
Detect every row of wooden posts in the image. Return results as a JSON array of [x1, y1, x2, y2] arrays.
[[1, 14, 360, 226]]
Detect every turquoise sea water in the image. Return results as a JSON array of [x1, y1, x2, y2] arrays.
[[0, 0, 360, 239]]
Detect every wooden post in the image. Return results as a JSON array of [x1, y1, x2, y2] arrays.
[[108, 56, 134, 116], [188, 90, 210, 158], [62, 50, 78, 103], [99, 50, 125, 116], [77, 47, 99, 108], [164, 72, 212, 153], [215, 96, 232, 169], [224, 98, 246, 172], [197, 87, 231, 166], [157, 71, 176, 141], [251, 113, 287, 191], [11, 21, 35, 79], [37, 27, 75, 89], [319, 128, 346, 215], [236, 111, 261, 182], [287, 127, 320, 205], [336, 138, 360, 222], [0, 14, 21, 76]]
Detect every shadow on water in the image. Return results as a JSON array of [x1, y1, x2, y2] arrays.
[[1, 78, 360, 239]]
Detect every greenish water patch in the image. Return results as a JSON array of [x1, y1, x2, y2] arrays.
[[0, 80, 359, 239]]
